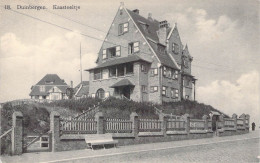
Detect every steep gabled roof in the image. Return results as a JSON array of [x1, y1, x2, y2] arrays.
[[36, 74, 68, 85], [29, 85, 69, 96], [126, 9, 179, 70], [75, 84, 89, 97]]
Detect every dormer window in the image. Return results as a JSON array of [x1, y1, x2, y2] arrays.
[[129, 42, 139, 54], [118, 22, 128, 35]]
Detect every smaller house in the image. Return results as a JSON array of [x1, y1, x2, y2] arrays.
[[29, 74, 69, 101], [74, 81, 89, 99]]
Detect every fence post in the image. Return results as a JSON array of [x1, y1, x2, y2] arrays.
[[202, 115, 208, 131], [130, 112, 139, 137], [50, 111, 60, 152], [11, 111, 23, 155], [182, 114, 190, 135], [232, 113, 237, 131], [159, 113, 167, 136], [95, 112, 104, 134]]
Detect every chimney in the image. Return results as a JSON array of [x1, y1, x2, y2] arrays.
[[148, 13, 153, 21], [133, 9, 139, 14], [157, 20, 169, 45], [71, 81, 73, 88]]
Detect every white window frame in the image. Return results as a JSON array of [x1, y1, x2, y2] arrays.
[[175, 89, 179, 98], [102, 49, 107, 59], [150, 86, 158, 93], [119, 22, 129, 35], [162, 86, 166, 96]]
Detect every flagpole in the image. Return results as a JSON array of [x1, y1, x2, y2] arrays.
[[80, 42, 82, 83]]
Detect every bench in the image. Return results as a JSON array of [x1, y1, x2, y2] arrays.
[[85, 134, 118, 150]]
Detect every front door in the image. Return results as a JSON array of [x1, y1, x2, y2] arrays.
[[212, 115, 220, 136], [122, 86, 131, 99]]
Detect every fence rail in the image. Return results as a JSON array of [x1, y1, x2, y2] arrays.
[[166, 119, 185, 131], [139, 119, 162, 132], [105, 118, 132, 133], [224, 118, 235, 128], [60, 118, 97, 134], [190, 119, 205, 130]]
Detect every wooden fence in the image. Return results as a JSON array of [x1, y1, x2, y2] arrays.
[[139, 119, 162, 132], [190, 119, 205, 130], [224, 118, 235, 129], [166, 119, 186, 131], [60, 117, 97, 134], [105, 118, 132, 133]]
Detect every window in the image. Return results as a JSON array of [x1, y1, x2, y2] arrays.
[[129, 42, 139, 54], [142, 85, 147, 92], [94, 69, 102, 80], [150, 86, 158, 93], [174, 70, 178, 79], [126, 62, 134, 74], [40, 86, 45, 92], [102, 49, 107, 59], [117, 64, 124, 76], [109, 66, 116, 77], [96, 88, 105, 99], [172, 43, 179, 54], [185, 95, 189, 99], [108, 46, 121, 57], [151, 68, 158, 76], [141, 64, 146, 72], [91, 93, 95, 98], [162, 86, 166, 96], [175, 89, 179, 98], [119, 22, 128, 35], [163, 66, 167, 76]]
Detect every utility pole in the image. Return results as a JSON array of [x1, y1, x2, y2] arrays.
[[80, 42, 82, 83]]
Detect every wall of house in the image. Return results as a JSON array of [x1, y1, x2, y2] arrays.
[[168, 28, 183, 66], [148, 62, 161, 104], [97, 8, 155, 64], [89, 62, 144, 102]]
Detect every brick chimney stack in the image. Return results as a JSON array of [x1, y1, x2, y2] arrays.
[[158, 20, 169, 45]]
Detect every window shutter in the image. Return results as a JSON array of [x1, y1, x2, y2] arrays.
[[154, 68, 158, 75], [133, 42, 139, 52], [116, 46, 121, 56], [123, 23, 128, 32], [102, 49, 107, 59]]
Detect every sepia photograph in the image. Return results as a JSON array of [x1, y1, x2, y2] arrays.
[[0, 0, 259, 162]]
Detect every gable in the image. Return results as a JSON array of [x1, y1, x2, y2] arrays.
[[96, 6, 159, 67]]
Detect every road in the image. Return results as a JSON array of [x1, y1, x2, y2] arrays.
[[1, 132, 259, 163], [51, 137, 260, 163]]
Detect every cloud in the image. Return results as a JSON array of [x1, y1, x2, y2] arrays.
[[0, 32, 97, 102], [197, 70, 260, 126]]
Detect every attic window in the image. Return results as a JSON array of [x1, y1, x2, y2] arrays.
[[108, 46, 121, 57], [129, 42, 139, 54], [118, 22, 128, 35]]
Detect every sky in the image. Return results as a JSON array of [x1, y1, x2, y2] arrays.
[[0, 0, 259, 125]]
